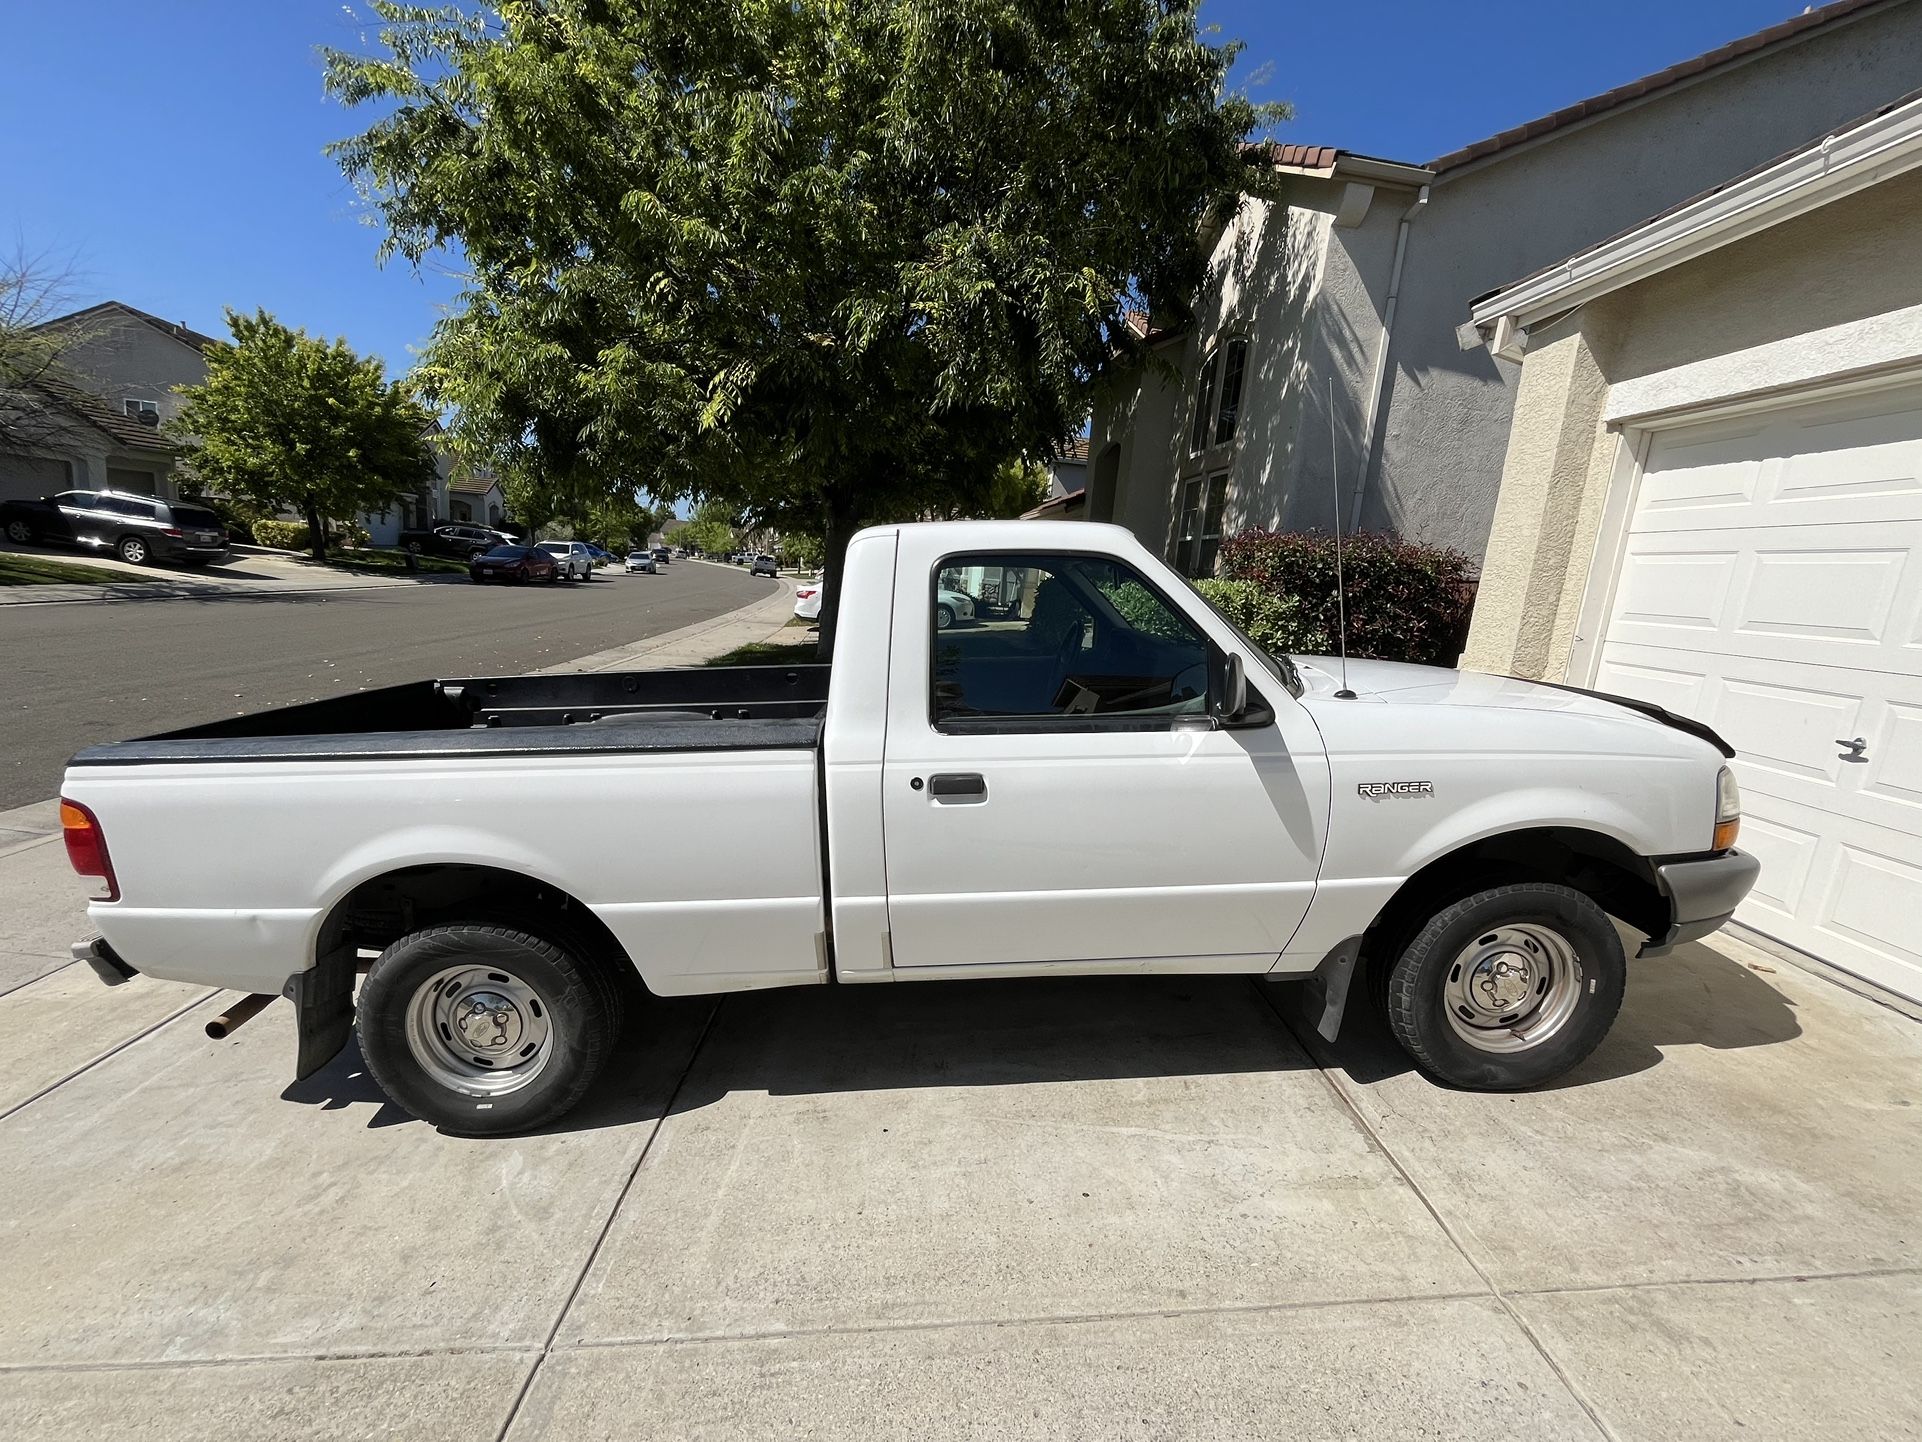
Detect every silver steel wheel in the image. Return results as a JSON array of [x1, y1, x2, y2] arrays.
[[119, 537, 148, 564], [1441, 923, 1584, 1054], [403, 963, 555, 1096]]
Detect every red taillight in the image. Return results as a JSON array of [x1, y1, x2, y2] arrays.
[[162, 528, 183, 538], [798, 588, 818, 599], [60, 799, 118, 902]]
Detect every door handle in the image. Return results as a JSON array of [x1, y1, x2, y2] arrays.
[[1836, 736, 1868, 761], [927, 773, 987, 798]]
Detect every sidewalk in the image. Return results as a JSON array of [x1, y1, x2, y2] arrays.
[[0, 542, 464, 606], [539, 564, 802, 671]]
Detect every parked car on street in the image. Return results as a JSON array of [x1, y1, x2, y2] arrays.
[[626, 550, 657, 574], [62, 519, 1757, 1134], [935, 586, 975, 629], [468, 544, 558, 585], [794, 579, 824, 620], [536, 541, 595, 582], [0, 490, 230, 567], [652, 547, 671, 566], [750, 553, 779, 577], [399, 522, 514, 560], [584, 544, 615, 566]]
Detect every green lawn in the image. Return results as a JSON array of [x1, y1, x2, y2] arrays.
[[703, 638, 823, 667], [0, 553, 161, 587], [323, 549, 469, 576]]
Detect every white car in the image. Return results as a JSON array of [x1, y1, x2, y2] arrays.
[[935, 587, 975, 629], [536, 541, 595, 582], [794, 579, 824, 620], [626, 550, 658, 574], [61, 519, 1755, 1134]]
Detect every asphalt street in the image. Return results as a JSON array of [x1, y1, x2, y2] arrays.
[[0, 562, 777, 809]]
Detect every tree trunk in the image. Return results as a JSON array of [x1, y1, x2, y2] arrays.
[[814, 488, 859, 661], [303, 497, 327, 562]]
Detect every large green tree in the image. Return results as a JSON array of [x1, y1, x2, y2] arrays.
[[171, 310, 436, 560], [326, 0, 1282, 646]]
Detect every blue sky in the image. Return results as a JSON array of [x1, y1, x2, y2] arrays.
[[2, 0, 1817, 380]]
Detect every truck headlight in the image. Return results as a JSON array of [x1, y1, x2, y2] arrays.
[[1713, 767, 1741, 852]]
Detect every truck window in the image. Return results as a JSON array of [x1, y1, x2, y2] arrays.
[[930, 552, 1211, 728]]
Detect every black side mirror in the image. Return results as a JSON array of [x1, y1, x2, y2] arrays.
[[1218, 651, 1248, 722]]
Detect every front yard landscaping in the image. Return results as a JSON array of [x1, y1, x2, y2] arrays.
[[0, 553, 161, 587]]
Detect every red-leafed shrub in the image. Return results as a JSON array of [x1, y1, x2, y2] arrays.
[[1216, 529, 1477, 666]]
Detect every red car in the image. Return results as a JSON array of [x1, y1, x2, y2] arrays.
[[468, 544, 559, 585]]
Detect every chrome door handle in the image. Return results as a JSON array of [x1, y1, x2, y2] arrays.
[[1836, 737, 1867, 759]]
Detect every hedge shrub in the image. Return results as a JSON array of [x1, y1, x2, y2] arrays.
[[250, 517, 372, 553], [1191, 578, 1324, 655], [1217, 530, 1475, 665]]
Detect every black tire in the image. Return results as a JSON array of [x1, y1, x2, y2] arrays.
[[404, 540, 423, 555], [357, 923, 617, 1135], [117, 534, 150, 565], [4, 519, 32, 544], [1383, 882, 1625, 1090]]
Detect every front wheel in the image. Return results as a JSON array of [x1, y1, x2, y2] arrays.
[[936, 603, 955, 630], [4, 519, 32, 544], [1383, 882, 1625, 1090], [356, 924, 618, 1135]]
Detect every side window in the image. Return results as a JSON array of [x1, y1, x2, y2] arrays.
[[1173, 473, 1229, 578], [1213, 337, 1247, 446], [97, 496, 156, 520], [930, 552, 1211, 729], [1187, 349, 1219, 455], [56, 492, 99, 511]]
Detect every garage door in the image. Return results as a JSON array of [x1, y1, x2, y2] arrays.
[[1593, 381, 1922, 1003], [0, 455, 72, 505]]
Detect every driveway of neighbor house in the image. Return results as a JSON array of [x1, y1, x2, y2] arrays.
[[1, 605, 1918, 1438]]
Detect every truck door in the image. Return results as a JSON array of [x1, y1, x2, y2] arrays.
[[880, 543, 1328, 972]]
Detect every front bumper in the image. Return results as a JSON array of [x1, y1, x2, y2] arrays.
[[1640, 849, 1760, 957], [73, 935, 137, 987]]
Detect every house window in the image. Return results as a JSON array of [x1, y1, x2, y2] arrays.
[[123, 399, 160, 421], [1187, 350, 1219, 455], [1213, 337, 1247, 446], [1173, 472, 1229, 578]]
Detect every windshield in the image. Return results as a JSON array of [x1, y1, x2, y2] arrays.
[[1169, 572, 1304, 699]]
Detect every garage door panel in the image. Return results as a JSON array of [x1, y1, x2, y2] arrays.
[[1596, 382, 1922, 1002], [1736, 549, 1909, 644]]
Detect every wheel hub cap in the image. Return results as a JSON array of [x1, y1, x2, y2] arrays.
[[403, 963, 554, 1096], [1442, 923, 1585, 1054]]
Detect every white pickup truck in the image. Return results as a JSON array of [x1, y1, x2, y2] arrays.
[[61, 520, 1757, 1134]]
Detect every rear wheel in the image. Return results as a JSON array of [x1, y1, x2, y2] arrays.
[[404, 540, 423, 555], [1383, 882, 1625, 1090], [357, 923, 617, 1135], [117, 535, 150, 565], [4, 519, 32, 544]]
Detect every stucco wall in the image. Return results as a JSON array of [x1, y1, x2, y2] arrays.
[[1376, 0, 1922, 561], [1465, 162, 1922, 679], [54, 311, 209, 429]]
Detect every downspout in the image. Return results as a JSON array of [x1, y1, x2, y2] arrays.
[[1350, 184, 1430, 532]]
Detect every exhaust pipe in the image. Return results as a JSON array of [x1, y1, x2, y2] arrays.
[[205, 992, 275, 1040]]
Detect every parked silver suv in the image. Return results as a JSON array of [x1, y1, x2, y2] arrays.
[[536, 541, 595, 581]]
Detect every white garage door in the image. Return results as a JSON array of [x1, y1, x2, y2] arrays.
[[1593, 380, 1922, 1003]]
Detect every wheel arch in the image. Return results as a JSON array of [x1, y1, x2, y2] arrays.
[[1360, 825, 1667, 980]]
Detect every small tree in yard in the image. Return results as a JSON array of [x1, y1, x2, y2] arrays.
[[170, 309, 435, 561]]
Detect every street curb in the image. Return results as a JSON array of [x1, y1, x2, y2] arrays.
[[538, 575, 796, 673], [0, 575, 462, 608]]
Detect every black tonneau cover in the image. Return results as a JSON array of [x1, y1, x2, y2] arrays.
[[70, 665, 830, 766]]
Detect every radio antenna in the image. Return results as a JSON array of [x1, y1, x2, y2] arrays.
[[1328, 380, 1356, 699]]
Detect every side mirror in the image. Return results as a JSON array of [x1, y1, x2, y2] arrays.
[[1219, 651, 1248, 722]]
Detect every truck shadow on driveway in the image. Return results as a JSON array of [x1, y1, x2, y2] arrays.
[[282, 942, 1803, 1134]]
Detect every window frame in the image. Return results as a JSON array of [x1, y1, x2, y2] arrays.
[[924, 548, 1232, 737], [122, 398, 160, 420], [1187, 348, 1220, 456], [1212, 336, 1248, 447]]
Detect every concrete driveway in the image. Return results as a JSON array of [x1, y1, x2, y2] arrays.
[[2, 796, 1918, 1439]]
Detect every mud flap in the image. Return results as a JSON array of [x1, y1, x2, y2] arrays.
[[283, 936, 356, 1081], [1272, 936, 1362, 1043]]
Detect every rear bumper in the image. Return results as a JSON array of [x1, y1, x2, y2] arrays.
[[73, 935, 137, 987], [1640, 849, 1761, 957]]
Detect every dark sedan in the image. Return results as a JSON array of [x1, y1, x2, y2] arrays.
[[468, 544, 559, 585]]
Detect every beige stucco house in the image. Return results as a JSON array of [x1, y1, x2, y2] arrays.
[[1462, 92, 1922, 1008], [1089, 0, 1922, 575]]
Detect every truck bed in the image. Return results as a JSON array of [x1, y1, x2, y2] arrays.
[[70, 664, 831, 766]]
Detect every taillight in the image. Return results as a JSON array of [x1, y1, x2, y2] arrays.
[[162, 527, 183, 538], [60, 799, 118, 902]]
